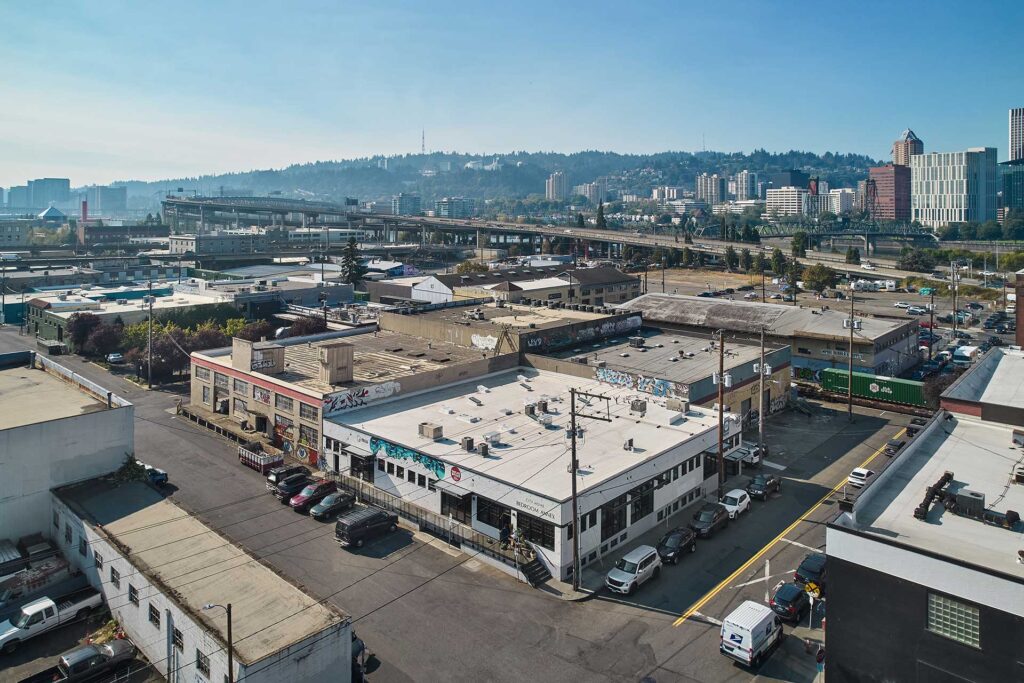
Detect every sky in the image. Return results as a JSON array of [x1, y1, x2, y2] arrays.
[[1, 0, 1022, 187]]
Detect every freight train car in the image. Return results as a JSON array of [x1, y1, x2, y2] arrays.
[[819, 368, 926, 408]]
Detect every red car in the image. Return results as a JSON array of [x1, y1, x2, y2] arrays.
[[289, 480, 338, 513], [919, 321, 935, 329]]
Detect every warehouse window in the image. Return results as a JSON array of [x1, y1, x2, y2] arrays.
[[64, 523, 72, 544], [53, 510, 59, 530], [196, 651, 210, 677], [516, 511, 555, 551], [173, 628, 183, 652], [233, 378, 248, 394], [927, 593, 980, 648], [128, 584, 139, 606], [194, 366, 210, 380], [110, 567, 120, 589], [78, 537, 86, 557], [600, 494, 628, 541], [300, 403, 319, 421], [275, 394, 293, 411], [214, 373, 228, 390], [93, 551, 103, 572], [202, 386, 211, 404], [148, 604, 161, 629], [476, 497, 510, 530], [629, 479, 656, 524], [377, 458, 385, 472]]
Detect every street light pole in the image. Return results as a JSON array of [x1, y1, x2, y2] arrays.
[[203, 603, 233, 683]]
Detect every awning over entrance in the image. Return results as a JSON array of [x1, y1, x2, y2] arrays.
[[433, 479, 472, 497]]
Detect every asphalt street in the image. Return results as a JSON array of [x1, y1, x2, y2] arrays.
[[0, 327, 911, 682]]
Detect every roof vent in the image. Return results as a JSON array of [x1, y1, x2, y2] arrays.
[[630, 399, 647, 415], [461, 436, 475, 452], [623, 438, 634, 451], [478, 443, 490, 458]]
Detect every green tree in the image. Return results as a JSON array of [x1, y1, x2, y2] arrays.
[[456, 260, 489, 274], [85, 324, 121, 357], [575, 213, 585, 228], [596, 202, 607, 229], [683, 231, 693, 244], [844, 246, 860, 264], [224, 318, 248, 338], [802, 264, 837, 293], [724, 246, 739, 271], [791, 231, 808, 258], [740, 248, 753, 272], [681, 247, 693, 266], [752, 252, 766, 274], [340, 236, 367, 284], [236, 320, 276, 342], [289, 315, 328, 337], [66, 312, 102, 351], [770, 248, 786, 274]]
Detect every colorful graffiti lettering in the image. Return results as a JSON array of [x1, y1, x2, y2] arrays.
[[323, 381, 401, 415], [369, 437, 447, 480], [794, 367, 822, 382], [595, 367, 635, 389], [636, 375, 687, 398], [253, 386, 271, 404]]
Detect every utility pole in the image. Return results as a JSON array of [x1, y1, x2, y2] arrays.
[[950, 260, 958, 340], [928, 289, 935, 361], [661, 256, 666, 293], [146, 281, 154, 389], [847, 293, 856, 422], [715, 330, 728, 498], [569, 388, 611, 592], [761, 267, 766, 301], [758, 327, 767, 458]]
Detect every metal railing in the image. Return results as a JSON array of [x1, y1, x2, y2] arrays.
[[327, 472, 522, 568]]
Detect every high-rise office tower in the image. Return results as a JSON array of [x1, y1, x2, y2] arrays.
[[391, 192, 422, 216], [27, 178, 70, 208], [695, 173, 727, 205], [545, 171, 567, 201], [892, 129, 924, 167], [868, 164, 911, 222], [1010, 108, 1024, 162], [911, 148, 998, 227], [734, 171, 758, 201]]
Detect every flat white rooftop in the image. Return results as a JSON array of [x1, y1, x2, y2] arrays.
[[333, 368, 725, 502], [57, 479, 345, 665], [0, 364, 106, 430], [840, 417, 1024, 578], [943, 347, 1024, 409]]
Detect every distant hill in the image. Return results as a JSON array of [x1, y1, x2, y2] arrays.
[[117, 149, 880, 206]]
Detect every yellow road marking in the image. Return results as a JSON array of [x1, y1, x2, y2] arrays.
[[673, 427, 906, 627]]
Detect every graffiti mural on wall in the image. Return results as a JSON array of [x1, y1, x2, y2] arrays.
[[323, 381, 401, 415], [793, 367, 822, 382], [369, 437, 447, 480], [525, 315, 643, 352], [253, 386, 271, 404], [471, 334, 498, 350], [595, 367, 687, 398]]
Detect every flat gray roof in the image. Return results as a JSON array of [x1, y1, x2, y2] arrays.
[[398, 301, 617, 332], [835, 417, 1024, 578], [0, 364, 106, 430], [332, 368, 725, 502], [56, 479, 346, 665], [943, 347, 1024, 409], [547, 329, 784, 385], [617, 293, 912, 341]]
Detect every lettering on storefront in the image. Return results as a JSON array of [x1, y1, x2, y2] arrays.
[[514, 494, 559, 521], [369, 437, 447, 480]]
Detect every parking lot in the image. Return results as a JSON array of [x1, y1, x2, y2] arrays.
[[0, 327, 917, 682]]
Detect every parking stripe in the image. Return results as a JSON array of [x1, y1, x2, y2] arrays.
[[672, 427, 906, 627]]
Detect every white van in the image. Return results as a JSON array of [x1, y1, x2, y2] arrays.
[[720, 600, 783, 667]]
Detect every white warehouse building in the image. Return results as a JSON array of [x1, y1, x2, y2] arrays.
[[53, 478, 352, 683], [324, 368, 739, 582]]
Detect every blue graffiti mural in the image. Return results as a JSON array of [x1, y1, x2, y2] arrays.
[[369, 437, 447, 480]]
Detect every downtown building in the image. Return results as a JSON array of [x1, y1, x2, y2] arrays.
[[1010, 108, 1024, 162], [765, 186, 808, 217], [572, 181, 607, 205], [733, 170, 758, 200], [910, 148, 998, 228], [868, 164, 911, 222], [435, 196, 475, 219], [545, 171, 567, 201], [391, 192, 422, 216], [828, 188, 856, 214], [694, 173, 727, 206], [892, 128, 924, 166], [1003, 108, 1024, 215]]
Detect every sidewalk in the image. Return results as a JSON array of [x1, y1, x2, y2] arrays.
[[544, 472, 757, 601]]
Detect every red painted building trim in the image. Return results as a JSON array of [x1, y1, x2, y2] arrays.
[[940, 398, 983, 417], [191, 355, 326, 407]]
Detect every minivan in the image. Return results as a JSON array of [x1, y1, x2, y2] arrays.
[[605, 545, 661, 595], [335, 506, 399, 548], [266, 464, 310, 493], [720, 600, 783, 667]]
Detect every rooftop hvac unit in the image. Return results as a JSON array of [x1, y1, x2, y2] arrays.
[[481, 431, 500, 444], [594, 360, 606, 368], [628, 336, 645, 349], [536, 399, 548, 413], [478, 443, 489, 458], [630, 399, 647, 414], [525, 403, 536, 416], [537, 414, 553, 426], [418, 422, 443, 440], [623, 438, 634, 451], [666, 398, 690, 413], [461, 436, 475, 452], [956, 489, 986, 518]]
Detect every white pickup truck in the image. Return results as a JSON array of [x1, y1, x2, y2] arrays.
[[0, 587, 102, 654]]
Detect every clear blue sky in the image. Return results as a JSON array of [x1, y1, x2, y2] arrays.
[[1, 0, 1022, 187]]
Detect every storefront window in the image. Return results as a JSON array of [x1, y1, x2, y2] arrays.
[[476, 497, 510, 530], [629, 480, 656, 524], [441, 492, 471, 525], [600, 494, 628, 542], [516, 511, 555, 551]]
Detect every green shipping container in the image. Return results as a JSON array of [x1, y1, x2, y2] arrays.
[[819, 368, 926, 407]]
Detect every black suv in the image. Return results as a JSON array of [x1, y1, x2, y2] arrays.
[[794, 552, 827, 593], [688, 503, 729, 538], [746, 473, 782, 501], [884, 439, 906, 456], [266, 464, 310, 493], [274, 472, 312, 503], [656, 527, 697, 564], [335, 506, 399, 548]]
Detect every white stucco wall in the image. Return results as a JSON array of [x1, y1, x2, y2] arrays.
[[0, 406, 133, 540]]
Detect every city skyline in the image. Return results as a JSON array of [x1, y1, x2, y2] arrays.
[[1, 1, 1023, 187]]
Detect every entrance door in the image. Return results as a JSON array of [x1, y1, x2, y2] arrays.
[[440, 492, 471, 524], [350, 453, 375, 482]]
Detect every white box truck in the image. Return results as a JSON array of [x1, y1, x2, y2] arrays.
[[720, 600, 783, 667]]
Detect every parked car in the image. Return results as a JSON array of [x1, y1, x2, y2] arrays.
[[21, 640, 137, 683], [289, 480, 337, 513], [989, 336, 1005, 347], [334, 506, 398, 549], [782, 294, 795, 302], [884, 439, 906, 456], [919, 320, 935, 329], [720, 601, 783, 667], [966, 302, 983, 310], [769, 582, 811, 623], [893, 301, 910, 309], [697, 291, 714, 298], [104, 353, 124, 364], [746, 473, 781, 501], [266, 464, 310, 493], [139, 462, 168, 486], [907, 306, 927, 315], [769, 293, 782, 300], [847, 467, 874, 489], [720, 489, 751, 519], [743, 292, 759, 300], [953, 331, 972, 340], [274, 473, 312, 503], [737, 285, 754, 291], [0, 588, 102, 654], [689, 503, 730, 538], [605, 545, 662, 595], [794, 552, 827, 594], [310, 491, 356, 521], [655, 527, 697, 565]]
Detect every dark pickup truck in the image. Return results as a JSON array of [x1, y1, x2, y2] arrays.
[[18, 639, 136, 682]]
